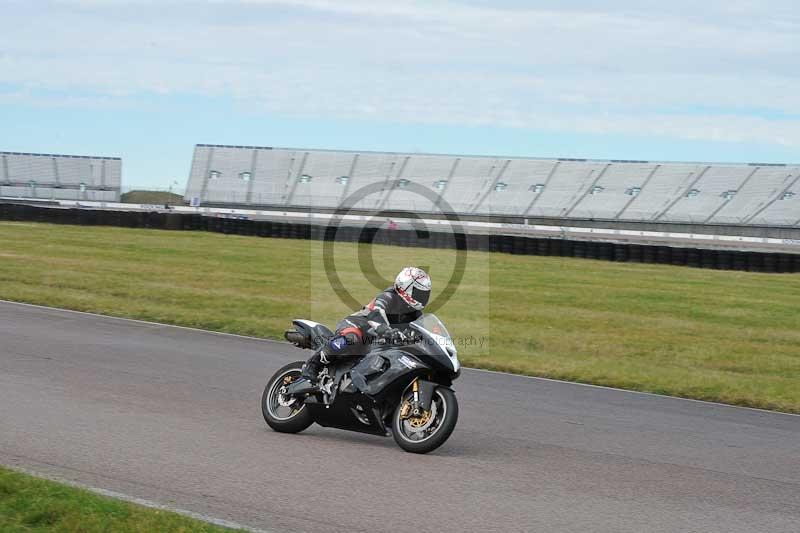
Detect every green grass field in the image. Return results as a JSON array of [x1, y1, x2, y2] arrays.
[[120, 190, 184, 205], [0, 466, 237, 532], [1, 221, 799, 412]]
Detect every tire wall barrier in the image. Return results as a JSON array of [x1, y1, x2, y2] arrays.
[[1, 204, 798, 273]]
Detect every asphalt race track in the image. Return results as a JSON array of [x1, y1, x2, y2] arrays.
[[1, 301, 798, 532]]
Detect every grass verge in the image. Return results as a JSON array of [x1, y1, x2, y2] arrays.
[[120, 190, 184, 205], [0, 466, 238, 532], [0, 221, 798, 412]]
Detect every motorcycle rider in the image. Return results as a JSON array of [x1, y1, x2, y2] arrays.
[[301, 266, 432, 382]]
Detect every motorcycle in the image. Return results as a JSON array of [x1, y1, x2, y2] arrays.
[[262, 314, 461, 454]]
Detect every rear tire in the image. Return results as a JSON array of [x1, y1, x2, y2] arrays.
[[262, 361, 314, 434], [392, 387, 458, 454]]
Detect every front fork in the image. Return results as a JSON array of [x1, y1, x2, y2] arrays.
[[400, 377, 436, 419]]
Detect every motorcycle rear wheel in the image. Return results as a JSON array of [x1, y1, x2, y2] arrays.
[[392, 387, 458, 454], [262, 361, 314, 433]]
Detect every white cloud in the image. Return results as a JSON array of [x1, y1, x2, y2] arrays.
[[2, 0, 799, 146]]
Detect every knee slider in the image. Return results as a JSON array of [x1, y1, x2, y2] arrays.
[[328, 335, 349, 353]]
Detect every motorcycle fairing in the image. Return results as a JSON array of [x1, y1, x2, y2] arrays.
[[306, 394, 388, 436], [350, 350, 431, 398], [289, 319, 334, 349], [294, 351, 428, 436]]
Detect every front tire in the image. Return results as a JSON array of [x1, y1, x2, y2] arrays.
[[392, 387, 458, 454], [262, 361, 314, 433]]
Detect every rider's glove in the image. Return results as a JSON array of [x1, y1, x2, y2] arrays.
[[371, 324, 405, 343], [372, 323, 392, 338], [387, 328, 407, 344]]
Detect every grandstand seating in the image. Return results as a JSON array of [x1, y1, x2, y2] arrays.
[[729, 168, 800, 225], [564, 162, 652, 220], [184, 145, 799, 227], [0, 151, 121, 202], [436, 156, 495, 214]]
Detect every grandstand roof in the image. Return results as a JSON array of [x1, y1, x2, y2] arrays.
[[0, 151, 121, 161], [194, 144, 794, 168]]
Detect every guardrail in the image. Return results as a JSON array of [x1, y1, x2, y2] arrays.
[[0, 201, 798, 273], [4, 196, 800, 254]]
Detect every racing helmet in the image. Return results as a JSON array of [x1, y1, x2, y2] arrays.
[[394, 267, 431, 311]]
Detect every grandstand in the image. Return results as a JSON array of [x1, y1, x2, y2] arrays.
[[184, 145, 799, 231], [0, 151, 121, 202]]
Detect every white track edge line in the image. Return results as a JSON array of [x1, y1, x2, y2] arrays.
[[5, 465, 272, 533], [3, 298, 798, 418], [0, 299, 287, 345], [466, 367, 800, 418]]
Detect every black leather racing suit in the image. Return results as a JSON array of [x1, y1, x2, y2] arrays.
[[303, 287, 422, 376]]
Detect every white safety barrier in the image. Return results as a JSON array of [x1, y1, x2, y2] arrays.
[[3, 197, 798, 254]]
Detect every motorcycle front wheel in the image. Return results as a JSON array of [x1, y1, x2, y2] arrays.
[[391, 387, 458, 454], [262, 361, 314, 433]]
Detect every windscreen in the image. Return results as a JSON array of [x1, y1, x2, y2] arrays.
[[411, 313, 459, 372], [411, 314, 451, 340]]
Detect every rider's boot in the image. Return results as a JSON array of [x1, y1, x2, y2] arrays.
[[301, 348, 327, 382]]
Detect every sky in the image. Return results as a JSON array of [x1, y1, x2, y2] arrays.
[[2, 0, 799, 188]]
